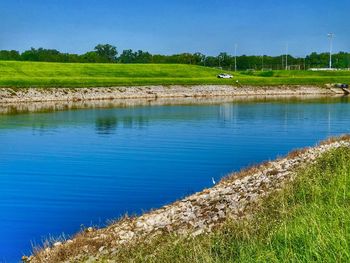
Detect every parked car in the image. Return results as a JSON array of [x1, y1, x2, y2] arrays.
[[217, 73, 233, 79]]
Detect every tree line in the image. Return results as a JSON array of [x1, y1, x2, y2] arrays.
[[1, 44, 350, 70]]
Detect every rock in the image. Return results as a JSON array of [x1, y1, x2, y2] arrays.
[[53, 242, 62, 247], [191, 228, 204, 237], [21, 256, 29, 263], [99, 234, 108, 239], [218, 210, 226, 218], [82, 245, 89, 253], [119, 230, 135, 240], [135, 221, 144, 228], [215, 204, 226, 210]]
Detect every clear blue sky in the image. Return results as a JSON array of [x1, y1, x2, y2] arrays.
[[0, 0, 349, 56]]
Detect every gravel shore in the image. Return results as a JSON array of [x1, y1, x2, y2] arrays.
[[1, 85, 345, 104]]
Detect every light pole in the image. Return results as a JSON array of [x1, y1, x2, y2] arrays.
[[328, 33, 334, 69], [234, 44, 238, 72]]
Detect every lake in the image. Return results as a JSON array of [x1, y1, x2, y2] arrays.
[[1, 96, 350, 262]]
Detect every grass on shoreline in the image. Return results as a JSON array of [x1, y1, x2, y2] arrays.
[[1, 61, 350, 88], [96, 145, 350, 263]]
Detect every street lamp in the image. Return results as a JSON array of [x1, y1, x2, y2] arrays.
[[328, 33, 334, 69]]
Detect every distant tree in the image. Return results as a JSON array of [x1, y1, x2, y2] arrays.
[[80, 51, 106, 63], [0, 50, 21, 60], [217, 52, 232, 68], [20, 48, 73, 62], [21, 48, 39, 61], [134, 50, 152, 63], [94, 44, 118, 62], [118, 49, 136, 63], [66, 54, 81, 63], [237, 55, 250, 70], [1, 44, 350, 69], [306, 52, 330, 68], [204, 56, 219, 67], [152, 54, 167, 63], [193, 52, 206, 65]]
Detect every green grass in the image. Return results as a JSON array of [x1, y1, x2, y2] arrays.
[[101, 145, 350, 263], [1, 61, 350, 87]]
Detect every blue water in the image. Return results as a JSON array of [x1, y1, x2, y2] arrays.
[[1, 97, 350, 262]]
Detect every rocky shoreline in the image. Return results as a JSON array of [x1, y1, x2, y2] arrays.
[[24, 136, 350, 263], [0, 85, 346, 104]]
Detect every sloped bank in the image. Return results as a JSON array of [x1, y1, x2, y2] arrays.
[[0, 85, 346, 104], [23, 135, 350, 263]]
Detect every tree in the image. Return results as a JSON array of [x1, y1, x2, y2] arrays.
[[118, 49, 136, 63], [20, 48, 74, 62], [94, 44, 118, 62], [81, 51, 104, 63], [217, 52, 232, 68], [193, 52, 206, 65], [134, 50, 152, 63], [0, 50, 20, 60]]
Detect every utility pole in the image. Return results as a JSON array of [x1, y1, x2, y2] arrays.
[[328, 33, 334, 69], [261, 55, 264, 71], [234, 44, 238, 72]]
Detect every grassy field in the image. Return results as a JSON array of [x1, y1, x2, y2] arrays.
[[1, 61, 350, 87], [101, 145, 350, 263]]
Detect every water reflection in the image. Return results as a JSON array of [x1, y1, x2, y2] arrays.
[[1, 95, 349, 116], [96, 117, 118, 135], [1, 96, 350, 134], [95, 115, 150, 135], [122, 116, 149, 129]]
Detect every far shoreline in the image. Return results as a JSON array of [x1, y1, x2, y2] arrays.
[[0, 85, 347, 104]]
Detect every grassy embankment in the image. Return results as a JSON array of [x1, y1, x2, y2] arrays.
[[1, 61, 350, 88], [100, 145, 350, 262]]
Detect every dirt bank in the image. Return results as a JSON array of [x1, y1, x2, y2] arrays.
[[1, 85, 346, 104]]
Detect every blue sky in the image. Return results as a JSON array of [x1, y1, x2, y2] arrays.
[[0, 0, 349, 56]]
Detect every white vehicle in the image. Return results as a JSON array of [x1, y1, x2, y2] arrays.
[[217, 73, 233, 79]]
